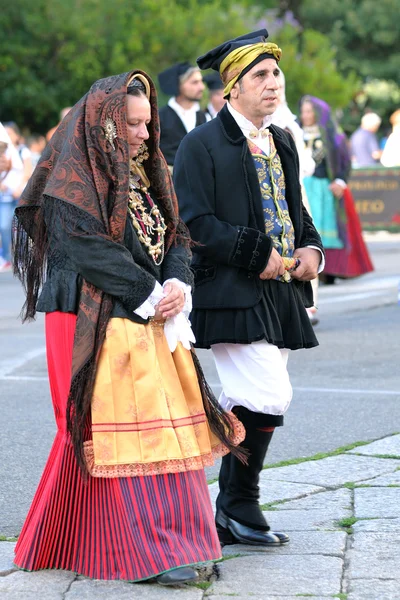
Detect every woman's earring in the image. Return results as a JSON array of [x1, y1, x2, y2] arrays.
[[135, 142, 149, 165]]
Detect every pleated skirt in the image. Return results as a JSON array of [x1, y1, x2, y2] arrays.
[[14, 312, 221, 581], [324, 188, 374, 278], [192, 279, 318, 350]]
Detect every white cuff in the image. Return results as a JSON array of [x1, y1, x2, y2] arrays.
[[334, 178, 347, 189], [133, 281, 164, 319], [163, 278, 192, 317], [307, 245, 325, 274]]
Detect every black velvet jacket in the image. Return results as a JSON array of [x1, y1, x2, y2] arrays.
[[36, 192, 193, 323], [173, 103, 323, 310]]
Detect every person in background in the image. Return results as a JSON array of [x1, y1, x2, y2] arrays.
[[158, 63, 207, 169], [350, 113, 382, 168], [46, 107, 72, 142], [300, 96, 373, 281], [0, 123, 23, 271], [27, 134, 46, 168], [381, 109, 400, 167], [271, 70, 319, 325], [4, 122, 33, 199], [204, 72, 227, 119]]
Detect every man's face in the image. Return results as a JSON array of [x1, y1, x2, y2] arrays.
[[179, 71, 205, 102], [230, 58, 279, 120], [210, 89, 226, 113]]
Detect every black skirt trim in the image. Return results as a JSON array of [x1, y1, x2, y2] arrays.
[[191, 279, 318, 351]]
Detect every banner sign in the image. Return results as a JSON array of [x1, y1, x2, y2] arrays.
[[348, 167, 400, 228]]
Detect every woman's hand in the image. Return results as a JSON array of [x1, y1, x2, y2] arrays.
[[329, 181, 344, 199], [155, 282, 185, 319]]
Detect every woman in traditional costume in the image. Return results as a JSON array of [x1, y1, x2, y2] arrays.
[[12, 70, 244, 585], [300, 96, 373, 281]]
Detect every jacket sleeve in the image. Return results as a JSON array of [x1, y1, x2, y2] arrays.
[[44, 198, 156, 312], [174, 134, 273, 273], [161, 241, 194, 288]]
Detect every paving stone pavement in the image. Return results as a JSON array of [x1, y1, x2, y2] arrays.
[[2, 434, 400, 599]]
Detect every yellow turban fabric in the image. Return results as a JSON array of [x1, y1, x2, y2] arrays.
[[220, 42, 282, 97]]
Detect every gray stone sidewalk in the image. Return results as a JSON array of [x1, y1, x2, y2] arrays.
[[1, 434, 400, 599]]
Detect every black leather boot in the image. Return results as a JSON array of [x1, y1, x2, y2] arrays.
[[216, 407, 289, 546]]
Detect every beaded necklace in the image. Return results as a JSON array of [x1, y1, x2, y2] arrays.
[[128, 167, 167, 265]]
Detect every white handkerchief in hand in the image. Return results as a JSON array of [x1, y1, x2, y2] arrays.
[[164, 313, 196, 352]]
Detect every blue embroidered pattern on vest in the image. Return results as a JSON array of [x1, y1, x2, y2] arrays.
[[248, 136, 295, 262]]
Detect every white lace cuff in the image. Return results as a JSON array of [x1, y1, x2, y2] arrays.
[[133, 281, 164, 320]]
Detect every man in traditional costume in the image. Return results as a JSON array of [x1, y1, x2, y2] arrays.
[[12, 70, 245, 585], [174, 31, 324, 547], [158, 63, 207, 169]]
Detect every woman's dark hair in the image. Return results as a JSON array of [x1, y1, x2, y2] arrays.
[[127, 79, 147, 97]]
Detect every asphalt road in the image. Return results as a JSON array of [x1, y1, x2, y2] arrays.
[[1, 234, 399, 537]]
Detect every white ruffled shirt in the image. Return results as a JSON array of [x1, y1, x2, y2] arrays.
[[134, 278, 195, 352], [227, 102, 325, 273]]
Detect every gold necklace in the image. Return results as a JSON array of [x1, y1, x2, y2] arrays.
[[128, 173, 167, 265]]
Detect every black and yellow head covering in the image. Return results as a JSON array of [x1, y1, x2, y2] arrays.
[[197, 29, 282, 97]]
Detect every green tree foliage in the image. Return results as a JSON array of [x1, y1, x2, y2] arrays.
[[300, 0, 400, 82], [0, 0, 248, 132], [273, 26, 359, 112], [0, 0, 359, 133]]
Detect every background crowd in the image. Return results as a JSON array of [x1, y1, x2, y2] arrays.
[[1, 0, 400, 274]]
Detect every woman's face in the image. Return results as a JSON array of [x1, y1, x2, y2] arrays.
[[126, 94, 151, 158], [300, 101, 316, 127]]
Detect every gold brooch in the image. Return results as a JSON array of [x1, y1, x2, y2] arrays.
[[104, 117, 117, 150], [249, 130, 258, 139]]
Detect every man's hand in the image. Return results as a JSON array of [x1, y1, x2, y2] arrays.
[[329, 181, 344, 199], [154, 282, 185, 320], [259, 247, 285, 280], [291, 247, 321, 281]]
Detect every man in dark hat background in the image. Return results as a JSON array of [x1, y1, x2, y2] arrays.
[[158, 63, 207, 169], [174, 30, 324, 548], [203, 72, 226, 119]]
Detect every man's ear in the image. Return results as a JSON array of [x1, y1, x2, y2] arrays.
[[230, 83, 240, 100]]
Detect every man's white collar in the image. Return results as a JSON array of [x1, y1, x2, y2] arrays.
[[168, 97, 200, 115], [227, 102, 274, 135]]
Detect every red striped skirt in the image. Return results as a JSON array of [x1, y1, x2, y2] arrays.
[[14, 312, 221, 581], [324, 188, 374, 278]]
